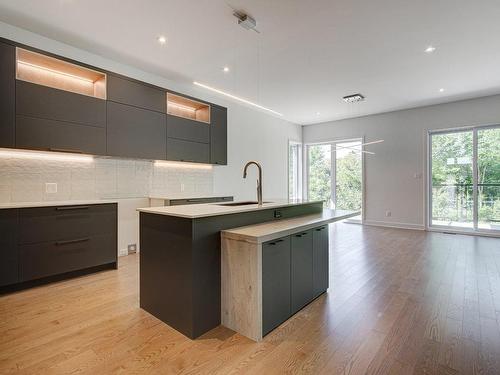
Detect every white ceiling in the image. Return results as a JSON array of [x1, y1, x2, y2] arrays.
[[1, 0, 500, 125]]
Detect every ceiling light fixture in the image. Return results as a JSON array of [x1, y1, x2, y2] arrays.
[[193, 81, 283, 117], [425, 46, 436, 53], [439, 88, 445, 93], [223, 66, 230, 73], [316, 112, 321, 116], [342, 93, 365, 103], [157, 36, 167, 45]]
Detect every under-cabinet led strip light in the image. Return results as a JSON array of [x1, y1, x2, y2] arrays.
[[193, 81, 283, 117], [17, 60, 96, 83]]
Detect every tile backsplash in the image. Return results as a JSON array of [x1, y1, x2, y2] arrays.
[[0, 153, 214, 203]]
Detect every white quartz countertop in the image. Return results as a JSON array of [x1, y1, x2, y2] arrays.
[[137, 199, 323, 219], [0, 200, 118, 209], [221, 209, 359, 243]]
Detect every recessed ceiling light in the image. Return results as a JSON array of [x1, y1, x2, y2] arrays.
[[157, 36, 167, 45], [342, 93, 365, 103], [439, 88, 445, 93], [425, 46, 436, 53], [316, 112, 321, 116], [193, 81, 283, 116], [223, 66, 230, 73]]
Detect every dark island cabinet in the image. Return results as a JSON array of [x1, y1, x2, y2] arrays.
[[291, 230, 314, 314], [262, 236, 291, 336], [261, 224, 329, 336], [313, 225, 329, 297], [0, 209, 18, 287], [107, 74, 165, 113], [210, 105, 227, 165], [0, 41, 15, 148], [107, 101, 167, 160]]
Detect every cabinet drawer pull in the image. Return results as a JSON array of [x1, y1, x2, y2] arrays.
[[295, 232, 308, 237], [49, 147, 84, 154], [56, 206, 90, 211], [269, 239, 284, 245], [55, 237, 90, 246]]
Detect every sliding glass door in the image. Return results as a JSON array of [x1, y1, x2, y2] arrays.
[[306, 140, 363, 215], [429, 125, 500, 233]]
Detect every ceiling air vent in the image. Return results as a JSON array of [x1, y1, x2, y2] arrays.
[[342, 93, 365, 103]]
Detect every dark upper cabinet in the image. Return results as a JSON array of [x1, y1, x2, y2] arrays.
[[167, 114, 210, 144], [0, 41, 15, 148], [210, 106, 227, 165], [0, 209, 18, 287], [107, 101, 166, 160], [262, 236, 291, 336], [16, 80, 106, 127], [16, 115, 106, 155], [107, 74, 165, 113], [312, 225, 329, 298], [291, 230, 314, 314], [167, 137, 210, 164]]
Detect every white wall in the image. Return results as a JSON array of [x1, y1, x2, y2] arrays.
[[303, 94, 500, 229]]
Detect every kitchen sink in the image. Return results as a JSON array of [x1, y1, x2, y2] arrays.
[[216, 201, 272, 206]]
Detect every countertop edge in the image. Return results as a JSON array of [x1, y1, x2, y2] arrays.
[[0, 200, 118, 209], [221, 210, 359, 244]]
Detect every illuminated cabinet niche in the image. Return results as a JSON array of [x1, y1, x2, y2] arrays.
[[167, 93, 210, 124], [16, 48, 106, 99]]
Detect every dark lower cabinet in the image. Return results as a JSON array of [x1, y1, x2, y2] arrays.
[[291, 230, 314, 314], [167, 137, 210, 164], [0, 209, 18, 287], [210, 106, 227, 165], [0, 41, 15, 148], [107, 101, 167, 160], [313, 225, 329, 298], [262, 237, 291, 336], [0, 203, 117, 293], [20, 234, 115, 281]]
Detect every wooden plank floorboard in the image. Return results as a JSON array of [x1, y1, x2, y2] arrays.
[[1, 223, 499, 374]]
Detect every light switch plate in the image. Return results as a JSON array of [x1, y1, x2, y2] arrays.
[[45, 182, 58, 194]]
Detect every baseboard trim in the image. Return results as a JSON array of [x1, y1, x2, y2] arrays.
[[363, 220, 425, 231]]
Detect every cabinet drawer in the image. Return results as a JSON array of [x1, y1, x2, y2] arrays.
[[167, 114, 210, 144], [16, 115, 106, 155], [262, 236, 291, 336], [167, 138, 210, 164], [18, 204, 116, 245], [16, 80, 106, 127], [107, 74, 165, 112], [20, 234, 116, 281], [107, 101, 166, 160]]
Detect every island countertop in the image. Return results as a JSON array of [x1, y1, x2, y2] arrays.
[[137, 199, 323, 219], [222, 209, 358, 244]]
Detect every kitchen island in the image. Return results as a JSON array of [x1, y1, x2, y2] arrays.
[[137, 200, 357, 339]]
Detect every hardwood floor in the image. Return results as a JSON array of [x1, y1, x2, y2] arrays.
[[1, 223, 500, 374]]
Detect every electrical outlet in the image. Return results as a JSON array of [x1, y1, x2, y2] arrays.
[[45, 182, 58, 194], [127, 244, 137, 254], [385, 210, 392, 217]]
